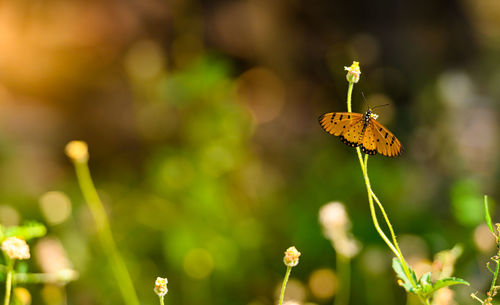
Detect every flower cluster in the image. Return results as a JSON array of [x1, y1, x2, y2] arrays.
[[1, 237, 30, 260], [154, 277, 168, 297], [283, 246, 301, 267], [319, 202, 361, 258]]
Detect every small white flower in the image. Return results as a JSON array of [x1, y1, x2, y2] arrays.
[[1, 237, 30, 260], [283, 246, 301, 267], [154, 277, 168, 297]]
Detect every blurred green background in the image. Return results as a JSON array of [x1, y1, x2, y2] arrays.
[[0, 0, 499, 304]]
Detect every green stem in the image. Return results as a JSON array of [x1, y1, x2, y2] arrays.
[[346, 82, 354, 112], [334, 254, 351, 305], [72, 161, 140, 305], [279, 266, 292, 305], [159, 296, 165, 305], [345, 81, 417, 290], [362, 156, 416, 288], [3, 260, 14, 305], [13, 271, 78, 284], [489, 259, 500, 296]]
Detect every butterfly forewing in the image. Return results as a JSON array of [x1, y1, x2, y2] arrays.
[[319, 112, 363, 136], [371, 119, 403, 157]]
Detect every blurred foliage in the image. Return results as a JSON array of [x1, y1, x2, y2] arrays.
[[0, 0, 499, 305]]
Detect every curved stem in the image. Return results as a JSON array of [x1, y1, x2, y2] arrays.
[[279, 266, 292, 305], [72, 161, 140, 305], [334, 254, 351, 305], [363, 156, 415, 288], [3, 259, 14, 305], [489, 259, 500, 296], [358, 151, 399, 255], [345, 81, 416, 289]]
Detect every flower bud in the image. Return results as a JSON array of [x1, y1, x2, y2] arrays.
[[344, 61, 361, 83], [1, 237, 30, 260], [154, 277, 168, 297], [283, 246, 301, 267], [65, 141, 89, 163]]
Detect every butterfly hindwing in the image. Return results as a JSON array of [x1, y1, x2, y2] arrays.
[[360, 123, 378, 155], [371, 119, 403, 157], [341, 119, 365, 147], [319, 112, 363, 136]]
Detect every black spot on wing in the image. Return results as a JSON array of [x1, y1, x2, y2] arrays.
[[339, 135, 360, 148], [361, 146, 377, 155]]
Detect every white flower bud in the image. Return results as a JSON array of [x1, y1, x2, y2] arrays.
[[1, 237, 30, 260]]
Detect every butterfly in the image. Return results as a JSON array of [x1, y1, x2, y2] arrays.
[[318, 109, 403, 157]]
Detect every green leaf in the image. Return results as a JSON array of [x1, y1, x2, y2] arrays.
[[392, 258, 414, 292], [425, 277, 469, 299], [432, 277, 470, 291], [485, 195, 495, 234], [418, 277, 470, 299], [2, 221, 47, 241], [420, 272, 433, 295]]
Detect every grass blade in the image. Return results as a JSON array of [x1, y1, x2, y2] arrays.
[[484, 195, 494, 234]]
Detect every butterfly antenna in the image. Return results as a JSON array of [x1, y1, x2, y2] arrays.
[[361, 92, 370, 110], [372, 103, 390, 110]]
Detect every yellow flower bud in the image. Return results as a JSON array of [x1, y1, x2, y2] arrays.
[[344, 61, 361, 83], [65, 141, 89, 163]]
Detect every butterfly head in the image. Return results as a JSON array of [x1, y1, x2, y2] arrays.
[[365, 109, 379, 122]]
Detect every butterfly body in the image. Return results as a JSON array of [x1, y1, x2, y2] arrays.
[[319, 109, 402, 157]]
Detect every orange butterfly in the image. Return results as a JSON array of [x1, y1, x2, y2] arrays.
[[318, 109, 403, 157]]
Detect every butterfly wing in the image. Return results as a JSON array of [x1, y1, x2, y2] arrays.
[[370, 119, 403, 157], [319, 112, 363, 136], [341, 119, 366, 148], [360, 123, 378, 155]]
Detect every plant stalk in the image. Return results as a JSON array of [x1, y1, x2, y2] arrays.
[[489, 259, 500, 297], [3, 259, 14, 305], [279, 266, 292, 305], [72, 160, 140, 305], [334, 254, 351, 305], [346, 81, 416, 289]]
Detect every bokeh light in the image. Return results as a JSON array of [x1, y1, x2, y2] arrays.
[[39, 191, 72, 226], [0, 1, 498, 305], [275, 279, 306, 304], [308, 268, 337, 300], [473, 224, 496, 253], [0, 204, 20, 226], [183, 248, 214, 279]]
